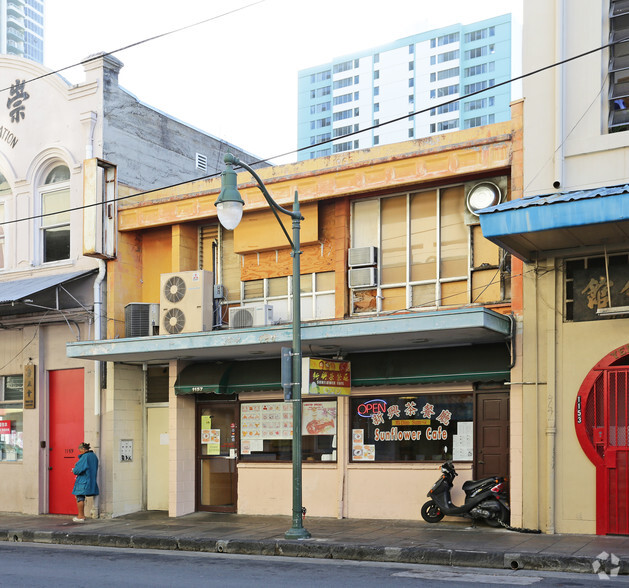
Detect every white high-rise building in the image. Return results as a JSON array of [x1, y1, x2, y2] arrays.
[[0, 0, 44, 63], [298, 14, 511, 160]]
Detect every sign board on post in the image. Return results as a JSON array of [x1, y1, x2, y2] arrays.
[[23, 364, 35, 409], [302, 357, 351, 396]]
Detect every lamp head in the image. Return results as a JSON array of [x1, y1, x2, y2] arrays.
[[215, 155, 244, 230]]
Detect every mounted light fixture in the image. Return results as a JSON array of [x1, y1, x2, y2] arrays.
[[466, 181, 502, 215]]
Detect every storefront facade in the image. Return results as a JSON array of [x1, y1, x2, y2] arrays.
[[67, 104, 522, 519], [0, 53, 258, 516]]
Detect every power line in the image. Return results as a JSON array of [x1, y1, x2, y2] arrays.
[[0, 33, 625, 227], [0, 1, 266, 97]]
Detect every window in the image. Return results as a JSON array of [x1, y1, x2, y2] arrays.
[[437, 119, 459, 131], [0, 375, 24, 462], [464, 98, 487, 111], [464, 63, 488, 77], [310, 70, 331, 83], [333, 141, 353, 153], [408, 95, 414, 104], [374, 103, 380, 112], [464, 114, 495, 128], [373, 136, 380, 145], [374, 86, 380, 96], [241, 271, 335, 321], [409, 44, 414, 54], [432, 102, 460, 116], [409, 78, 414, 88], [438, 50, 459, 63], [310, 101, 331, 113], [333, 77, 352, 90], [40, 164, 70, 263], [374, 53, 380, 63], [437, 32, 460, 46], [437, 84, 459, 97], [310, 86, 331, 98], [465, 46, 488, 60], [408, 61, 415, 71], [240, 400, 337, 462], [333, 125, 353, 138], [333, 60, 353, 74], [465, 28, 490, 42], [609, 0, 629, 132], [350, 393, 473, 462], [349, 181, 506, 313], [565, 252, 629, 321], [333, 94, 352, 106], [438, 67, 459, 81], [430, 73, 436, 83], [408, 128, 414, 138]]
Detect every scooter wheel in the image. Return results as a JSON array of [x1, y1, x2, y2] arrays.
[[421, 500, 445, 523], [485, 503, 510, 528]]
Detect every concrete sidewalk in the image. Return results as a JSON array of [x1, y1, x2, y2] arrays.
[[1, 510, 628, 576]]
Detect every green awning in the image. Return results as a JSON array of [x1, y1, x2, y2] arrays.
[[348, 343, 510, 387], [175, 360, 282, 395], [174, 344, 509, 396], [174, 362, 233, 395]]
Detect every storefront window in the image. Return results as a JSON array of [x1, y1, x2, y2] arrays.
[[240, 400, 337, 462], [0, 375, 24, 462], [350, 393, 473, 462]]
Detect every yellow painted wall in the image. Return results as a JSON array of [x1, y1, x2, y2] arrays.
[[141, 227, 173, 303]]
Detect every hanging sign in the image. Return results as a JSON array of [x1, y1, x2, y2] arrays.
[[23, 364, 35, 409], [302, 357, 351, 396]]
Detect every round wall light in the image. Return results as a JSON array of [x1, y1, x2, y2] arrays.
[[466, 181, 502, 215]]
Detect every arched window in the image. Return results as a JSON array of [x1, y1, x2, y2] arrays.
[[0, 172, 11, 270], [40, 164, 70, 263]]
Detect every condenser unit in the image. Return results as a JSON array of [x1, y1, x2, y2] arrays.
[[348, 246, 377, 267], [228, 305, 273, 328], [159, 270, 213, 335], [348, 267, 377, 289], [125, 303, 159, 337]]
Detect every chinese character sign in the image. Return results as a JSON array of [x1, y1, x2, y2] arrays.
[[573, 265, 629, 321], [302, 357, 351, 396], [7, 79, 29, 123]]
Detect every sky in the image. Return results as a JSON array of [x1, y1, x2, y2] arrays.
[[44, 0, 522, 164]]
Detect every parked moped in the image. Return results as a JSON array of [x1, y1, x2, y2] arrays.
[[421, 460, 510, 527]]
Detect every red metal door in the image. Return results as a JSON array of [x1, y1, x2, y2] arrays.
[[605, 369, 629, 534], [49, 369, 84, 514]]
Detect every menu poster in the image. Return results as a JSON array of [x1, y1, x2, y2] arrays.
[[351, 428, 374, 461], [452, 421, 473, 461], [241, 402, 293, 440], [207, 429, 221, 455], [303, 401, 336, 435]]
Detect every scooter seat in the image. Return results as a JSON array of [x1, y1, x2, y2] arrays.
[[462, 477, 498, 492]]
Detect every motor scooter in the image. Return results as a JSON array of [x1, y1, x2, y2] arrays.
[[421, 460, 510, 527]]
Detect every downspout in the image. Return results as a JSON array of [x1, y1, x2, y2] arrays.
[[93, 258, 106, 517], [545, 258, 557, 534]]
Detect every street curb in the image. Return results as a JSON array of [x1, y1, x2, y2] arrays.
[[0, 527, 617, 575]]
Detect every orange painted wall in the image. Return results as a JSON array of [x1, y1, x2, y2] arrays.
[[141, 227, 173, 304]]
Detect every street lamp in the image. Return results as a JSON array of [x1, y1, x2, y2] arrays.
[[215, 152, 311, 540]]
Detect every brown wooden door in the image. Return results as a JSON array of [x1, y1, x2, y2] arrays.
[[197, 402, 238, 512], [476, 391, 509, 479]]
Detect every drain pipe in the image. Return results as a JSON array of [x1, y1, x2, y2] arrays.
[[93, 259, 106, 518]]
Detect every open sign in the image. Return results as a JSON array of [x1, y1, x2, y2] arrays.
[[357, 399, 387, 418]]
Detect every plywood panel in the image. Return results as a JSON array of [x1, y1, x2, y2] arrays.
[[234, 202, 318, 253], [472, 269, 502, 303]]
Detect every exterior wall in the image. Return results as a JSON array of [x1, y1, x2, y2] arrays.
[[522, 0, 627, 196], [517, 0, 629, 534]]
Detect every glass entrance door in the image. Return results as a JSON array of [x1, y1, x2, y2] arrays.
[[197, 402, 238, 512]]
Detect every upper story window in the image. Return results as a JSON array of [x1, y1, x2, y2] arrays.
[[40, 164, 71, 263], [565, 251, 629, 320], [609, 0, 629, 132], [350, 186, 507, 314]]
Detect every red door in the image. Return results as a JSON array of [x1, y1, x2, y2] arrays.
[[49, 369, 84, 514]]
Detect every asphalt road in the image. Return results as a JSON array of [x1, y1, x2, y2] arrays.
[[0, 542, 625, 587]]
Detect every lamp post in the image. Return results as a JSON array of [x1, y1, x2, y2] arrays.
[[215, 152, 311, 540]]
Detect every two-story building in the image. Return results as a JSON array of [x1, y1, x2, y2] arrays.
[[0, 53, 259, 516], [67, 103, 523, 520]]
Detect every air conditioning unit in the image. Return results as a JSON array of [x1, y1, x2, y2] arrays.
[[348, 246, 377, 267], [159, 270, 213, 335], [348, 267, 377, 289], [125, 303, 159, 337], [228, 305, 273, 328]]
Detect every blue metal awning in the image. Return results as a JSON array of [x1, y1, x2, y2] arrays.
[[478, 184, 629, 261], [0, 270, 95, 304], [67, 307, 512, 365]]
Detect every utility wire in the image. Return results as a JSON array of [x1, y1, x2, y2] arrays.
[[0, 32, 625, 227], [0, 1, 266, 96]]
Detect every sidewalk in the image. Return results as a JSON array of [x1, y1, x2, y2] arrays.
[[1, 510, 628, 576]]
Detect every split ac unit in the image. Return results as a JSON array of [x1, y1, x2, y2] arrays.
[[159, 270, 213, 335], [228, 305, 273, 328], [125, 303, 159, 337], [348, 246, 377, 267], [348, 267, 377, 289]]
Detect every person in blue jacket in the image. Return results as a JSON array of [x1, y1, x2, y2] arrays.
[[71, 442, 99, 522]]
